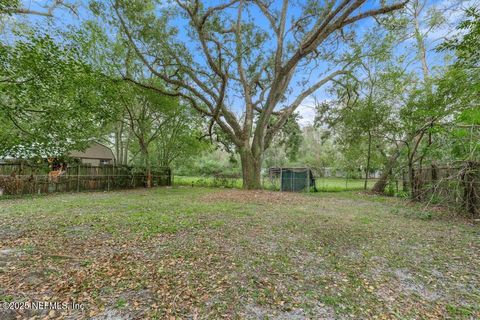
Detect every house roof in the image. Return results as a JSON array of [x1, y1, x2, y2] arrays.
[[68, 142, 115, 160]]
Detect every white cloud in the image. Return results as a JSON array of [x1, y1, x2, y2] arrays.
[[296, 98, 317, 127]]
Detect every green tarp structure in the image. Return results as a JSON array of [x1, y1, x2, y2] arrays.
[[270, 167, 317, 192]]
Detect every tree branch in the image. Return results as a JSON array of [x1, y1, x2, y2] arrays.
[[341, 1, 408, 27], [265, 69, 349, 146], [4, 0, 78, 17]]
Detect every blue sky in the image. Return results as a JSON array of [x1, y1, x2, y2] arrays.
[[11, 0, 478, 126]]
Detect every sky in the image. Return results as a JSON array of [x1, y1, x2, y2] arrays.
[[294, 0, 479, 127], [10, 0, 479, 128]]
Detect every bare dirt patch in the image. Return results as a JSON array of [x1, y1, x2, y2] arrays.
[[199, 189, 307, 205], [394, 268, 442, 302]]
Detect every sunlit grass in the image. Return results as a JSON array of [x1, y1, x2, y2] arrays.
[[173, 175, 378, 191]]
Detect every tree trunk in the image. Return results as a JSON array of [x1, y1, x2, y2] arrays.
[[462, 161, 479, 218], [408, 162, 421, 201], [123, 136, 130, 165], [145, 155, 152, 188], [402, 170, 408, 192], [372, 151, 400, 193], [364, 132, 372, 190], [239, 148, 262, 190], [145, 159, 152, 188], [115, 130, 120, 165], [431, 163, 438, 182], [142, 146, 152, 188]]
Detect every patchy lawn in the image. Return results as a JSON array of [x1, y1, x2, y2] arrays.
[[0, 187, 478, 319]]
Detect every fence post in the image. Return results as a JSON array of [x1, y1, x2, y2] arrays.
[[107, 166, 110, 191], [307, 169, 310, 193], [35, 174, 39, 195], [280, 168, 283, 192], [463, 161, 479, 218], [132, 169, 135, 188], [76, 166, 80, 192]]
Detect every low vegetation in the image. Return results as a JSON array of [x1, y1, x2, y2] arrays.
[[1, 188, 478, 319], [174, 176, 377, 192]]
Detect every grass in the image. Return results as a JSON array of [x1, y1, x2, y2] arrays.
[[0, 187, 478, 319], [174, 175, 377, 192]]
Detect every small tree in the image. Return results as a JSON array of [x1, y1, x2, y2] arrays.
[[149, 107, 209, 169], [369, 0, 470, 194], [327, 24, 405, 190], [119, 84, 177, 187]]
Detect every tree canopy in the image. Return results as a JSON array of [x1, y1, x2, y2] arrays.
[[0, 33, 114, 157]]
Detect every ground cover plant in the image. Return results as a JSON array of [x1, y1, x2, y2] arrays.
[[0, 187, 478, 319]]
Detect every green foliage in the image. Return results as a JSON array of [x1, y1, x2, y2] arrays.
[[1, 0, 477, 198], [439, 7, 480, 69], [294, 127, 343, 174], [0, 0, 20, 14], [71, 15, 209, 172], [269, 113, 303, 163], [326, 28, 405, 180], [129, 100, 209, 169], [324, 5, 479, 198], [433, 8, 480, 162], [0, 33, 115, 157], [176, 149, 240, 176]]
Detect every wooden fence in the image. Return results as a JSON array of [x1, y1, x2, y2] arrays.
[[409, 162, 479, 217], [0, 163, 171, 196]]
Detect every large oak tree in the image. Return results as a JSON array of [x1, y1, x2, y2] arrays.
[[103, 0, 407, 189]]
